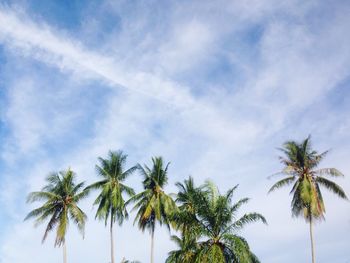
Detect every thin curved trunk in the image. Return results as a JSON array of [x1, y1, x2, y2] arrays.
[[110, 216, 115, 263], [63, 240, 67, 263], [309, 217, 315, 263], [151, 230, 154, 263]]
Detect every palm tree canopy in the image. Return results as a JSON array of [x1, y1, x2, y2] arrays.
[[25, 168, 88, 247], [196, 181, 266, 263], [168, 179, 266, 263], [165, 234, 199, 263], [269, 136, 348, 221], [129, 156, 177, 233], [86, 150, 136, 225]]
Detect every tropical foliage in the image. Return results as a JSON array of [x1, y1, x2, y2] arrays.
[[24, 140, 347, 263], [167, 178, 267, 263], [86, 151, 136, 263], [268, 136, 348, 263], [25, 168, 88, 263]]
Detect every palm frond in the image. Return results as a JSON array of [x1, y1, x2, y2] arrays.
[[228, 213, 267, 232], [26, 191, 60, 203], [268, 176, 296, 193], [316, 177, 348, 200], [315, 168, 344, 177]]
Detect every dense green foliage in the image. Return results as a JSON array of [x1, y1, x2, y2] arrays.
[[86, 150, 136, 225], [167, 178, 266, 263], [25, 169, 88, 246]]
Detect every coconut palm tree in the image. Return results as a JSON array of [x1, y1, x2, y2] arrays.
[[165, 234, 199, 263], [86, 151, 136, 263], [168, 179, 266, 263], [173, 176, 201, 233], [268, 136, 348, 263], [194, 181, 266, 263], [25, 168, 88, 263], [129, 157, 177, 263], [166, 177, 201, 263]]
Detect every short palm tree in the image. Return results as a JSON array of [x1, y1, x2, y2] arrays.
[[173, 176, 201, 233], [268, 136, 348, 263], [129, 157, 177, 263], [194, 181, 266, 263], [168, 179, 266, 263], [25, 168, 88, 263], [166, 177, 201, 263], [86, 151, 136, 263], [165, 234, 199, 263]]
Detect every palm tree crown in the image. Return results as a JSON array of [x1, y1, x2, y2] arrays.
[[168, 179, 267, 263], [25, 168, 88, 246], [269, 136, 348, 220], [87, 150, 136, 225], [131, 157, 176, 232]]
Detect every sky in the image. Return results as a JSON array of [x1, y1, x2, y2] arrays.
[[0, 0, 350, 262]]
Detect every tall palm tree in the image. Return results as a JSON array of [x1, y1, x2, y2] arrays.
[[168, 179, 266, 263], [129, 157, 177, 263], [86, 151, 136, 263], [25, 168, 88, 263], [268, 136, 348, 263]]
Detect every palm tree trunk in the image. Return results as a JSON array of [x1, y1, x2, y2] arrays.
[[63, 240, 67, 263], [309, 217, 315, 263], [110, 216, 115, 263], [150, 230, 155, 263]]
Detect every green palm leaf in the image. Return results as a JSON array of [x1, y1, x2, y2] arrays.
[[268, 176, 296, 193], [170, 178, 265, 263], [316, 177, 348, 199]]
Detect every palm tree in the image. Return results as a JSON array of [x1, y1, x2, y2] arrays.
[[268, 136, 348, 263], [168, 179, 266, 263], [166, 177, 201, 263], [173, 176, 201, 233], [25, 168, 88, 263], [86, 151, 136, 263], [195, 181, 266, 263], [165, 234, 199, 263], [129, 157, 177, 263]]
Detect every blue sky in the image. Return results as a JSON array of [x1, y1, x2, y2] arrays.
[[0, 0, 350, 262]]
